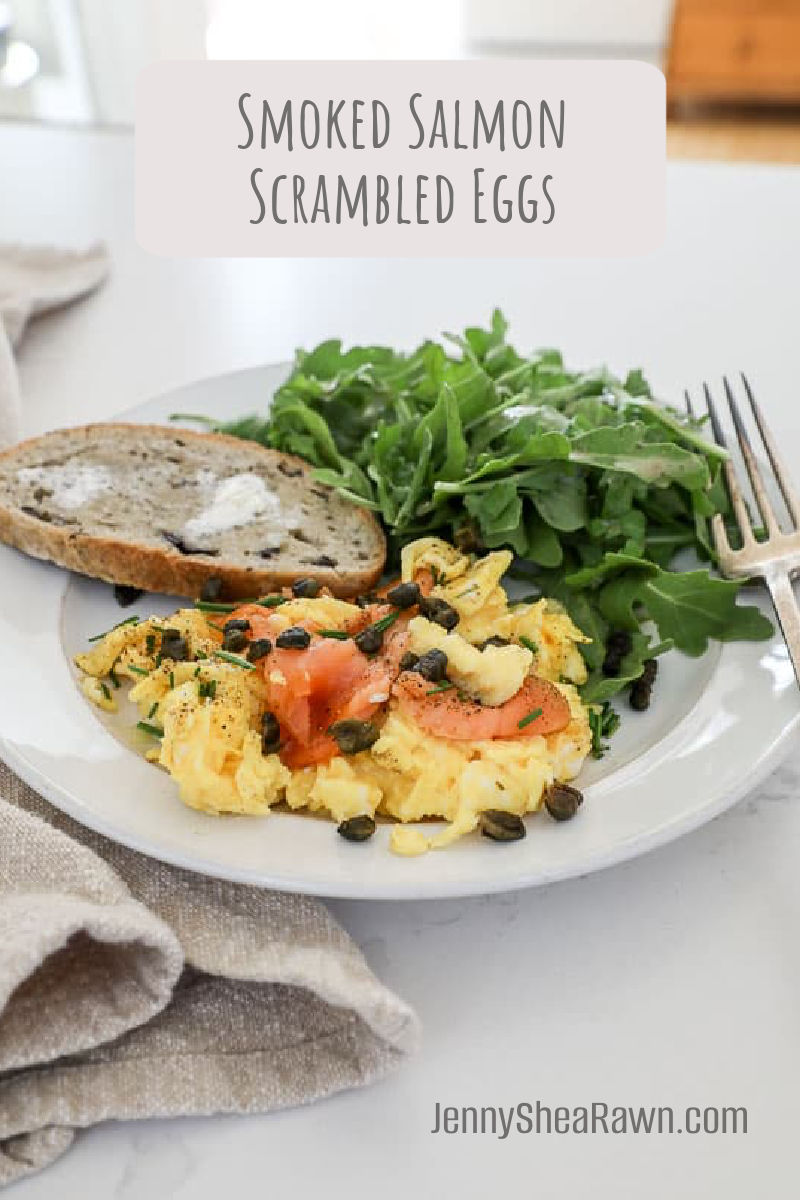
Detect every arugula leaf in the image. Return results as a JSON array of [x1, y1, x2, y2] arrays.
[[599, 569, 773, 656], [582, 633, 673, 704], [183, 313, 774, 714]]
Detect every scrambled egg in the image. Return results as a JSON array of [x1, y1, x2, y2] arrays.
[[76, 539, 593, 854]]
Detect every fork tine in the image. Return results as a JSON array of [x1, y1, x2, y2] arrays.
[[741, 372, 800, 529], [710, 512, 731, 554], [683, 389, 695, 418], [723, 376, 781, 537], [704, 382, 754, 545]]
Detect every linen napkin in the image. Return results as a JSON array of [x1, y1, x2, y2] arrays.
[[0, 246, 420, 1187]]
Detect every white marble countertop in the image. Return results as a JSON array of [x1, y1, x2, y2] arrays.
[[3, 122, 800, 1198]]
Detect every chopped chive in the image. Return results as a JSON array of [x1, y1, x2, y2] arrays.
[[128, 665, 149, 677], [194, 665, 201, 677], [426, 680, 454, 695], [195, 650, 208, 660], [147, 701, 159, 719], [194, 600, 236, 613], [137, 721, 164, 738], [318, 629, 350, 640], [100, 682, 112, 701], [169, 671, 175, 689], [589, 701, 621, 759], [519, 636, 539, 655], [198, 679, 217, 700], [145, 633, 157, 655], [213, 649, 256, 670], [108, 655, 122, 689], [256, 595, 286, 608], [371, 610, 401, 635], [517, 706, 544, 730], [87, 616, 139, 643]]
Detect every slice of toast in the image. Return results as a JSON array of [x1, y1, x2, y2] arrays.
[[0, 423, 386, 599]]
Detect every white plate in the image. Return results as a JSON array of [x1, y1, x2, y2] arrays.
[[1, 364, 799, 899]]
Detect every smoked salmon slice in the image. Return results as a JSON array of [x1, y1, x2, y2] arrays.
[[225, 600, 570, 765], [392, 672, 571, 742], [228, 603, 408, 768]]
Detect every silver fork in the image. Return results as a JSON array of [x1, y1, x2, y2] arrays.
[[687, 374, 800, 685]]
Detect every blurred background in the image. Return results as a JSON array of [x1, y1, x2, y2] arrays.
[[0, 0, 798, 162]]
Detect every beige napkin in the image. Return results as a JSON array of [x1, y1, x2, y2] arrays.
[[0, 247, 420, 1187]]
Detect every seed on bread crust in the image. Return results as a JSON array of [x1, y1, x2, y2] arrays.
[[162, 530, 220, 557]]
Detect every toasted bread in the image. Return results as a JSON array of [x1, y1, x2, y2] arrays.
[[0, 423, 386, 599]]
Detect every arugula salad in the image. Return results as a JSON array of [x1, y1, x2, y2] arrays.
[[183, 311, 772, 740]]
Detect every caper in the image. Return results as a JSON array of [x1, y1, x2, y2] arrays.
[[292, 577, 320, 599], [453, 520, 483, 554], [114, 584, 143, 608], [247, 638, 272, 662], [386, 581, 422, 609], [160, 629, 189, 662], [629, 658, 658, 711], [354, 625, 384, 655], [479, 810, 527, 842], [222, 629, 249, 653], [415, 648, 448, 683], [399, 651, 419, 672], [328, 718, 380, 755], [420, 596, 459, 630], [261, 711, 281, 754], [602, 630, 633, 677], [200, 576, 224, 602], [276, 626, 311, 650], [543, 783, 584, 822], [337, 814, 377, 843], [223, 617, 251, 634]]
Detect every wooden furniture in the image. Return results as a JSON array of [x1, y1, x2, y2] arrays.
[[667, 0, 800, 108]]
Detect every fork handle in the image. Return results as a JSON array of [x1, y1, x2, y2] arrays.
[[765, 572, 800, 686]]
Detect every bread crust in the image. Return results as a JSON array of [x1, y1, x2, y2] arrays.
[[0, 423, 386, 599]]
